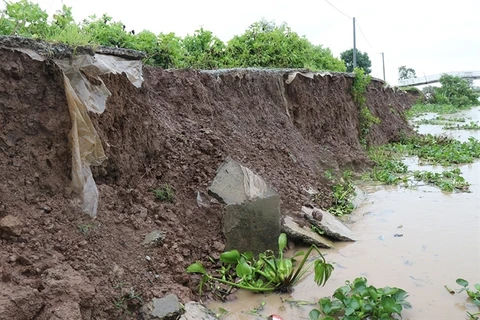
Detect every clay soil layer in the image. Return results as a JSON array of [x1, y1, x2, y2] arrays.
[[0, 47, 415, 319]]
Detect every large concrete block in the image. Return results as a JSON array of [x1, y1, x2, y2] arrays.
[[209, 158, 278, 205], [209, 159, 281, 254]]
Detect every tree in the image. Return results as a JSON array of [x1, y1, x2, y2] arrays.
[[182, 27, 229, 69], [434, 74, 478, 107], [340, 49, 372, 74], [227, 19, 346, 72], [398, 66, 416, 80]]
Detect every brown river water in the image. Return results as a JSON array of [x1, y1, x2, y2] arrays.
[[208, 107, 480, 320]]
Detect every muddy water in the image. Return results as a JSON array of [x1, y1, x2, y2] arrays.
[[208, 107, 480, 320]]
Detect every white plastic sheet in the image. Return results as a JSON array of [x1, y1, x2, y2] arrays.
[[55, 54, 143, 217]]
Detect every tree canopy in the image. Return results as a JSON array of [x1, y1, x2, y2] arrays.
[[398, 66, 416, 80], [340, 49, 372, 74], [0, 1, 346, 72]]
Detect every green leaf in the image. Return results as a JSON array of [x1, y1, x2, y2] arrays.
[[344, 307, 355, 316], [319, 297, 332, 314], [220, 250, 240, 264], [381, 296, 402, 314], [186, 262, 206, 274], [308, 309, 321, 320], [348, 297, 361, 310], [235, 258, 253, 277], [278, 233, 287, 252], [393, 289, 408, 302], [475, 284, 480, 291], [456, 278, 469, 288], [367, 286, 378, 300]]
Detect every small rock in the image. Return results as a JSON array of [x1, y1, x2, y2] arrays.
[[146, 256, 152, 262], [0, 215, 23, 237], [140, 294, 183, 320], [78, 240, 88, 247], [180, 302, 218, 320], [212, 241, 225, 252], [17, 256, 32, 266], [112, 263, 124, 277], [302, 206, 356, 242], [282, 216, 334, 249], [41, 206, 52, 213], [8, 255, 17, 263], [142, 230, 165, 245]]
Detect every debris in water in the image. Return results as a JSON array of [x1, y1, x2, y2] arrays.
[[267, 315, 285, 320], [378, 235, 384, 241], [444, 285, 455, 294], [394, 233, 404, 237]]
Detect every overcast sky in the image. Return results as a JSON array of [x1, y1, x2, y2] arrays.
[[8, 0, 480, 84]]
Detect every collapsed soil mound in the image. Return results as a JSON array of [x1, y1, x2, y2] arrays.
[[0, 46, 415, 319]]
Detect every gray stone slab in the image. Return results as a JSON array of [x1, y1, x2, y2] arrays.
[[302, 206, 356, 241], [140, 294, 182, 320], [209, 159, 281, 254], [180, 302, 218, 320], [282, 215, 334, 249], [224, 195, 281, 254], [209, 158, 278, 205]]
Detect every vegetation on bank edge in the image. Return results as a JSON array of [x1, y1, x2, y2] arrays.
[[0, 0, 346, 71], [352, 68, 380, 147], [186, 233, 334, 296]]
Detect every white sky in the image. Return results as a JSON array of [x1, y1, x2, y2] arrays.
[[5, 0, 480, 85]]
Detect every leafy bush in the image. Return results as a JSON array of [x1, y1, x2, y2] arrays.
[[226, 19, 345, 71], [182, 27, 229, 69], [433, 74, 479, 108]]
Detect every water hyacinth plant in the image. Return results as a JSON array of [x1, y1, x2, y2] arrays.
[[186, 233, 334, 295]]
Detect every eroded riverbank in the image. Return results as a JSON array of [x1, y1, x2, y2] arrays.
[[208, 107, 480, 319]]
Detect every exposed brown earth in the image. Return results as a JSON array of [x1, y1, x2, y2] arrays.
[[0, 46, 415, 319]]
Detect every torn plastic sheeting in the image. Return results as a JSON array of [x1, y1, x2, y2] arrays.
[[55, 54, 143, 113], [285, 71, 315, 84], [55, 54, 143, 217]]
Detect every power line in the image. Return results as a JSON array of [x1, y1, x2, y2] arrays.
[[355, 19, 379, 53], [323, 0, 352, 19]]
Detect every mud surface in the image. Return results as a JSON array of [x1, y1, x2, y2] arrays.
[[0, 47, 414, 319]]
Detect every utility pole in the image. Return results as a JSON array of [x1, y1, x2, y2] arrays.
[[382, 52, 385, 81], [353, 17, 357, 69]]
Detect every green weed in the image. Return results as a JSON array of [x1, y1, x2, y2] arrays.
[[444, 121, 480, 130], [78, 221, 96, 236], [309, 277, 411, 320], [152, 184, 174, 202], [352, 68, 380, 146], [453, 278, 480, 319], [386, 134, 480, 166], [364, 135, 476, 192], [186, 233, 334, 296], [405, 103, 467, 119], [327, 170, 356, 216], [112, 283, 143, 315]]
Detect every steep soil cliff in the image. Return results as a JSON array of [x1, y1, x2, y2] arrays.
[[0, 45, 415, 319]]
